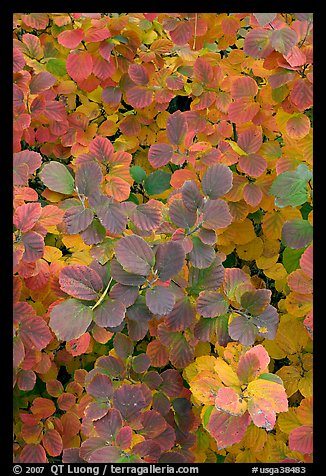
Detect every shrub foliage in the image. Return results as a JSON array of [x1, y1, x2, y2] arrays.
[[13, 12, 313, 464]]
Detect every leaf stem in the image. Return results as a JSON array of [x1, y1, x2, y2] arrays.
[[91, 278, 113, 311]]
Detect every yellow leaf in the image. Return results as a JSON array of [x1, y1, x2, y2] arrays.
[[194, 342, 212, 358], [276, 366, 300, 397], [236, 237, 263, 261], [298, 370, 313, 398], [264, 263, 287, 281], [225, 139, 247, 156], [214, 357, 241, 387], [189, 370, 222, 405], [277, 408, 301, 434], [62, 235, 91, 253], [43, 246, 62, 262], [243, 424, 267, 452]]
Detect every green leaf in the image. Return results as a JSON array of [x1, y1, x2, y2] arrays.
[[282, 247, 305, 273], [39, 161, 75, 194], [144, 170, 171, 195], [269, 165, 312, 208], [258, 373, 284, 385], [202, 405, 215, 428], [46, 59, 67, 76], [130, 165, 146, 183]]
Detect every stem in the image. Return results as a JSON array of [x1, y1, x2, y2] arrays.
[[298, 19, 313, 48], [186, 221, 202, 236], [192, 14, 198, 50], [228, 308, 251, 319], [91, 278, 113, 311]]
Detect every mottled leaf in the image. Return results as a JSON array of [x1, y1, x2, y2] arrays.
[[49, 299, 93, 341]]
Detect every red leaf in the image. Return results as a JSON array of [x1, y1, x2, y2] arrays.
[[126, 86, 153, 108], [110, 283, 139, 307], [231, 76, 258, 98], [285, 114, 310, 139], [58, 28, 84, 48], [193, 57, 214, 84], [22, 231, 44, 262], [14, 202, 42, 233], [29, 72, 57, 94], [237, 345, 270, 383], [42, 429, 63, 457], [300, 245, 313, 279], [66, 49, 92, 82], [21, 13, 49, 30], [75, 161, 103, 197], [238, 153, 267, 177], [169, 21, 193, 45], [243, 182, 263, 207], [96, 198, 128, 235], [94, 408, 123, 440], [17, 369, 36, 391], [148, 143, 174, 168], [128, 64, 149, 85], [31, 397, 56, 419], [59, 265, 103, 300], [253, 13, 277, 26], [289, 426, 313, 454], [102, 86, 122, 106], [116, 426, 133, 449], [215, 387, 247, 416], [207, 409, 251, 449], [237, 127, 262, 154], [166, 111, 188, 146], [147, 340, 170, 367], [113, 384, 147, 421], [154, 241, 185, 281], [66, 333, 91, 356], [19, 444, 47, 463], [181, 180, 204, 212], [290, 78, 313, 111], [244, 27, 273, 58], [86, 373, 113, 400], [13, 150, 42, 185], [228, 98, 260, 124], [166, 297, 195, 331]]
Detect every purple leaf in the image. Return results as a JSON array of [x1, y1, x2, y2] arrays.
[[169, 198, 197, 229], [110, 259, 147, 286], [75, 161, 103, 197], [59, 265, 103, 300], [115, 235, 154, 275], [166, 111, 187, 146], [202, 199, 233, 230], [201, 163, 233, 199], [196, 291, 229, 318], [63, 206, 94, 234], [154, 241, 185, 281], [93, 299, 126, 328], [146, 286, 176, 315]]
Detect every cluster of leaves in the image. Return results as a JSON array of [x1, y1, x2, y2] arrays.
[[13, 12, 313, 464]]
